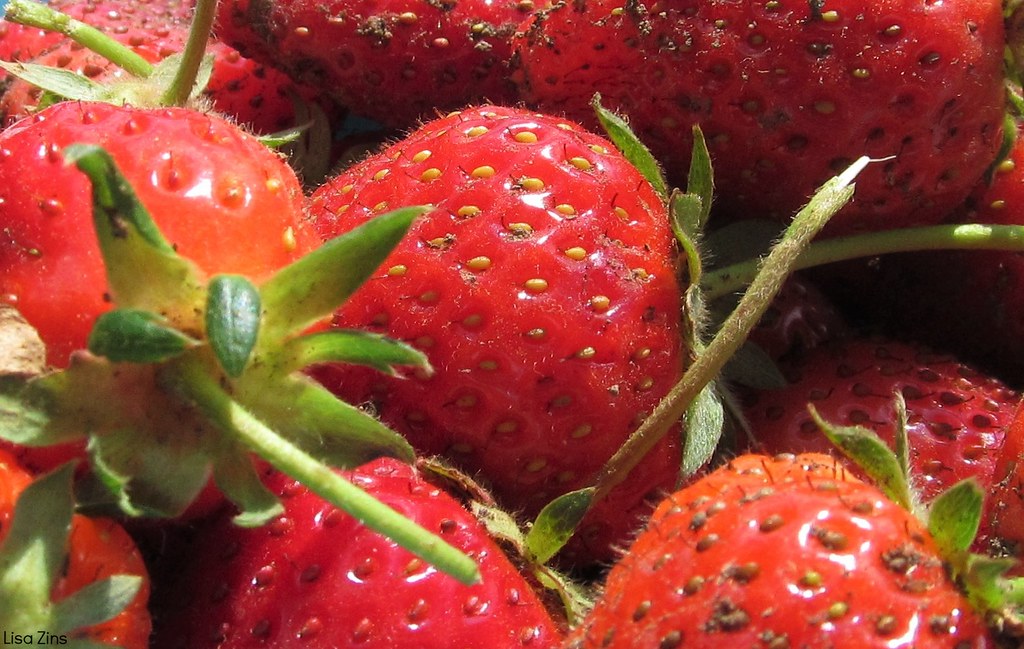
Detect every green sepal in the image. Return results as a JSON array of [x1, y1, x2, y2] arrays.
[[0, 374, 87, 448], [259, 206, 425, 343], [87, 425, 213, 518], [671, 190, 706, 291], [235, 372, 416, 467], [720, 342, 788, 390], [684, 125, 714, 230], [0, 464, 76, 622], [258, 125, 306, 149], [211, 451, 284, 528], [681, 381, 725, 479], [88, 309, 197, 364], [51, 575, 142, 634], [0, 61, 106, 101], [927, 478, 984, 559], [590, 93, 669, 199], [282, 329, 431, 376], [207, 275, 261, 378], [524, 487, 595, 565], [809, 404, 915, 511], [147, 52, 214, 102], [65, 144, 206, 320]]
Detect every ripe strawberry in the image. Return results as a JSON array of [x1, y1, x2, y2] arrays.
[[567, 452, 996, 648], [514, 0, 1006, 235], [213, 0, 531, 128], [0, 0, 341, 134], [0, 100, 317, 368], [307, 104, 686, 565], [740, 336, 1021, 552], [0, 450, 152, 647], [151, 457, 566, 649]]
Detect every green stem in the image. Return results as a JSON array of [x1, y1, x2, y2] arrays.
[[159, 0, 218, 106], [167, 356, 482, 586], [702, 222, 1024, 300], [3, 0, 153, 78], [590, 157, 869, 501]]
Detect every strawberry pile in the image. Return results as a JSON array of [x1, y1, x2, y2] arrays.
[[4, 0, 1024, 646]]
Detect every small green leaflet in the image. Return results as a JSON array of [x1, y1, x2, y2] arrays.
[[259, 206, 425, 344], [811, 404, 914, 511], [88, 309, 196, 363], [681, 381, 724, 479], [525, 487, 595, 565], [207, 275, 261, 378], [928, 479, 984, 558], [212, 449, 285, 528], [590, 94, 669, 199], [0, 61, 106, 101], [281, 329, 430, 376], [684, 126, 714, 231]]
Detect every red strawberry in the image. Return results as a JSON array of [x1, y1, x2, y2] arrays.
[[513, 0, 1006, 235], [567, 452, 996, 648], [0, 0, 341, 134], [214, 0, 531, 128], [150, 457, 566, 649], [307, 104, 686, 566], [0, 100, 317, 369], [0, 450, 152, 647], [740, 336, 1021, 553]]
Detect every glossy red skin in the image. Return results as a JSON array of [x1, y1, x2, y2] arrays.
[[0, 100, 316, 368], [568, 453, 995, 649], [214, 0, 529, 127], [0, 0, 340, 133], [742, 337, 1020, 550], [989, 400, 1024, 560], [151, 458, 565, 649], [515, 0, 1006, 235], [308, 105, 686, 566], [0, 450, 152, 648]]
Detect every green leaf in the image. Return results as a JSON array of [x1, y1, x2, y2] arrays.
[[148, 52, 214, 101], [259, 206, 425, 343], [928, 479, 984, 557], [685, 125, 715, 229], [207, 275, 262, 377], [51, 575, 142, 634], [0, 464, 76, 612], [212, 450, 284, 527], [236, 373, 415, 467], [88, 425, 213, 519], [0, 375, 87, 448], [681, 381, 725, 478], [282, 329, 431, 376], [87, 309, 196, 363], [721, 343, 788, 390], [525, 488, 595, 565], [65, 144, 206, 317], [670, 191, 705, 290], [0, 60, 105, 101], [809, 404, 914, 511], [590, 93, 669, 199]]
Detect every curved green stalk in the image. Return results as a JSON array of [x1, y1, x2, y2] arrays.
[[160, 0, 218, 105], [3, 0, 153, 77], [702, 223, 1024, 300]]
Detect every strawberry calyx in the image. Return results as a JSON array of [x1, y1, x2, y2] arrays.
[[0, 144, 481, 585], [0, 462, 143, 643], [809, 401, 1024, 638]]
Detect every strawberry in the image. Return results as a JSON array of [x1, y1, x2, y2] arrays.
[[213, 0, 531, 128], [0, 0, 341, 134], [0, 450, 152, 647], [513, 0, 1006, 235], [566, 452, 996, 648], [0, 99, 317, 369], [740, 336, 1021, 553], [150, 457, 566, 649], [307, 104, 686, 566]]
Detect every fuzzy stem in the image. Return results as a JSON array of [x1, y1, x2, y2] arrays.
[[702, 222, 1024, 300], [590, 157, 868, 501], [166, 356, 482, 586], [159, 0, 218, 106], [3, 0, 153, 77]]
